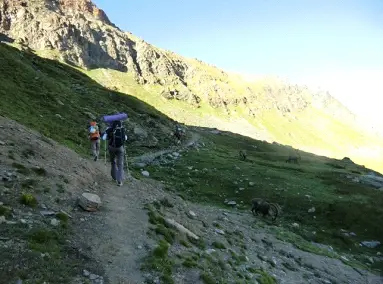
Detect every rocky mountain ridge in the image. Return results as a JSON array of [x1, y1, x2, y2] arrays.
[[2, 0, 383, 173], [0, 0, 354, 116]]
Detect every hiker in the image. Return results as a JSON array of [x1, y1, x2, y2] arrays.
[[88, 121, 100, 161], [102, 120, 127, 186], [174, 125, 185, 144]]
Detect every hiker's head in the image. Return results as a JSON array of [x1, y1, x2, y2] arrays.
[[90, 121, 97, 126], [112, 120, 121, 128]]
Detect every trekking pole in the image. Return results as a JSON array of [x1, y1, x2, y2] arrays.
[[104, 139, 107, 166], [124, 145, 131, 180]]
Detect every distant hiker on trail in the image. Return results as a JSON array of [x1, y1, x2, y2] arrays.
[[102, 120, 127, 186], [88, 121, 100, 161], [174, 125, 185, 144]]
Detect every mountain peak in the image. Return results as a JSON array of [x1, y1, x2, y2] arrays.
[[55, 0, 113, 26], [0, 0, 113, 27]]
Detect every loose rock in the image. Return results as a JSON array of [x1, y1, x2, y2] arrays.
[[78, 192, 102, 212], [141, 171, 150, 177]]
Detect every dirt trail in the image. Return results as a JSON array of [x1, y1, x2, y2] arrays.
[[75, 132, 202, 283], [130, 132, 201, 165], [74, 176, 166, 283]]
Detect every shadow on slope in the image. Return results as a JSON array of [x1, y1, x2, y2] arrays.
[[1, 43, 382, 272], [0, 43, 174, 157]]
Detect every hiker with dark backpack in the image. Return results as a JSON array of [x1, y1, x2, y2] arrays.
[[88, 121, 101, 161], [101, 120, 127, 186]]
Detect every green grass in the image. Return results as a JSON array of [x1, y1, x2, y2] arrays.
[[0, 43, 176, 158], [20, 193, 38, 207], [0, 205, 11, 217], [0, 222, 84, 283], [146, 131, 383, 270], [141, 239, 174, 284]]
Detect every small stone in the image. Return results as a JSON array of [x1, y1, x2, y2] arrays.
[[89, 274, 98, 280], [20, 219, 27, 224], [187, 210, 197, 219], [134, 162, 147, 168], [83, 269, 90, 277], [50, 218, 60, 227], [361, 241, 381, 248], [226, 201, 236, 206], [205, 249, 216, 254], [0, 216, 6, 224], [292, 223, 299, 228], [0, 141, 5, 146], [341, 256, 349, 262], [137, 245, 143, 249], [249, 182, 255, 186], [215, 229, 225, 235], [308, 207, 315, 213], [80, 218, 85, 222], [141, 171, 150, 177], [40, 210, 56, 216]]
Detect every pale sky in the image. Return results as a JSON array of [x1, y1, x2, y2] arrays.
[[93, 0, 383, 121]]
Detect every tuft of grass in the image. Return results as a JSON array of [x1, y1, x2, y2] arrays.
[[0, 205, 11, 217], [182, 257, 198, 268], [142, 239, 174, 284], [12, 162, 30, 175], [253, 269, 277, 284], [56, 212, 69, 223], [56, 183, 65, 193], [200, 272, 215, 284], [20, 193, 38, 207], [159, 197, 174, 208], [212, 241, 226, 249], [179, 239, 192, 248], [22, 148, 35, 159], [32, 167, 47, 176], [155, 224, 175, 244]]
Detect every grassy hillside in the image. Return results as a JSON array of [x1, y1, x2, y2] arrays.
[[145, 130, 383, 272], [0, 43, 176, 157], [75, 66, 383, 174], [1, 42, 382, 274]]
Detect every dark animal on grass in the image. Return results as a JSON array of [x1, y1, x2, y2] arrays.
[[239, 150, 247, 161], [251, 198, 281, 221], [285, 155, 300, 164]]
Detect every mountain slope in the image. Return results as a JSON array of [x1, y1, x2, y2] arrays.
[[1, 0, 383, 173], [1, 24, 383, 283]]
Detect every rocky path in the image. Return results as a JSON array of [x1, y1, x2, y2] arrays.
[[75, 130, 383, 284], [74, 133, 202, 283], [74, 177, 166, 283]]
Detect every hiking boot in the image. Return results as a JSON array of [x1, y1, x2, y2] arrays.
[[94, 156, 98, 161], [117, 181, 123, 186]]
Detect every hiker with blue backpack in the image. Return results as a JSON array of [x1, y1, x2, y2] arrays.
[[102, 119, 128, 186]]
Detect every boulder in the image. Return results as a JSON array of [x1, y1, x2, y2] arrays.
[[360, 174, 383, 189], [361, 241, 381, 248], [78, 193, 102, 212]]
